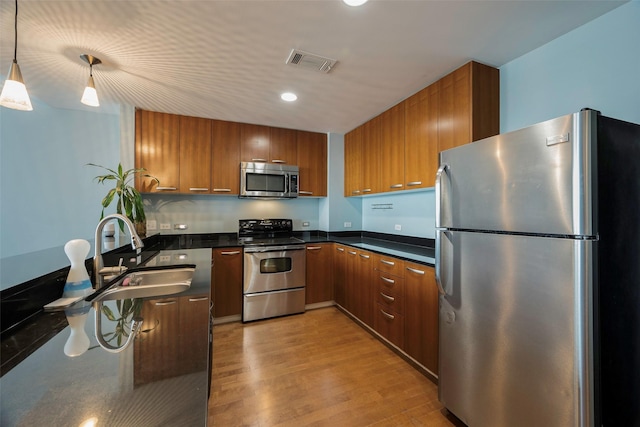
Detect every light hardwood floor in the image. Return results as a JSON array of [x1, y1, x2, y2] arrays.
[[209, 307, 461, 426]]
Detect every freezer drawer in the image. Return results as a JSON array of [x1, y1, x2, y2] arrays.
[[243, 288, 305, 322], [437, 230, 595, 427]]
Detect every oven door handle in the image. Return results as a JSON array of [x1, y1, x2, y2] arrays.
[[244, 245, 306, 253]]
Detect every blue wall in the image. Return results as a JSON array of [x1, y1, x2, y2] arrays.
[[0, 100, 120, 259]]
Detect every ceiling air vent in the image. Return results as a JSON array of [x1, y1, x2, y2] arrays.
[[286, 49, 337, 73]]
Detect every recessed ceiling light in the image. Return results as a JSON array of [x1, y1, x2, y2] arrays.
[[343, 0, 368, 6], [281, 92, 297, 102]]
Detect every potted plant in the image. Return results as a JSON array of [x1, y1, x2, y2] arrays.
[[88, 163, 159, 237]]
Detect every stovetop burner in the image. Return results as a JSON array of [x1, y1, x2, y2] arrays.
[[238, 219, 303, 246]]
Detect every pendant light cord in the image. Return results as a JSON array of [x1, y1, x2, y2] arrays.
[[13, 0, 18, 61]]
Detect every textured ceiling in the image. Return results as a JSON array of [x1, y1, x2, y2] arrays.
[[0, 0, 626, 133]]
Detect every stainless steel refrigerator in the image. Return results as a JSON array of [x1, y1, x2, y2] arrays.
[[435, 109, 639, 427]]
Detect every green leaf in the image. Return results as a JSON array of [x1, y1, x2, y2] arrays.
[[102, 305, 116, 321]]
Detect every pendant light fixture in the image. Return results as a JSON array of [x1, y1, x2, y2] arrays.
[[0, 0, 33, 111], [80, 54, 101, 107]]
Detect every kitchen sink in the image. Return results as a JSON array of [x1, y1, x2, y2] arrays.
[[86, 264, 196, 302]]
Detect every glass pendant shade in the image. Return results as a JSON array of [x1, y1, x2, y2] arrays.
[[81, 75, 99, 107], [0, 60, 33, 111]]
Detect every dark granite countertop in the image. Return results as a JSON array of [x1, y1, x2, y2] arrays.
[[0, 248, 211, 427]]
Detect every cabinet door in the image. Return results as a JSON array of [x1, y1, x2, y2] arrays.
[[212, 248, 243, 318], [297, 130, 327, 197], [333, 245, 347, 307], [438, 64, 471, 152], [305, 244, 333, 304], [344, 126, 363, 197], [135, 109, 180, 192], [211, 119, 240, 194], [356, 250, 374, 327], [179, 295, 210, 374], [380, 102, 405, 192], [269, 127, 297, 164], [404, 263, 438, 374], [240, 123, 270, 163], [179, 115, 211, 194], [361, 115, 382, 195], [345, 248, 358, 313], [405, 83, 439, 189]]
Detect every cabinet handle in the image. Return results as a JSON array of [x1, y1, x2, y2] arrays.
[[307, 246, 322, 251], [156, 186, 177, 191], [299, 191, 313, 195], [352, 190, 361, 194], [189, 297, 208, 302], [347, 251, 357, 255], [337, 247, 345, 252], [189, 187, 209, 192], [381, 276, 395, 284], [380, 259, 395, 266], [155, 300, 177, 306], [359, 254, 370, 259], [271, 159, 286, 164], [251, 158, 267, 162], [362, 189, 372, 193], [380, 292, 395, 302], [380, 309, 395, 320], [390, 184, 403, 189], [221, 251, 240, 255], [407, 267, 425, 275], [213, 188, 232, 192], [407, 181, 422, 186]]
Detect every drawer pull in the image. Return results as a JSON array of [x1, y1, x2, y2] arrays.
[[407, 267, 425, 275], [156, 186, 177, 191], [189, 187, 209, 192], [221, 251, 240, 255], [299, 191, 313, 195], [213, 188, 232, 192], [359, 254, 370, 259], [155, 300, 177, 306], [352, 190, 361, 194], [362, 188, 372, 193], [380, 309, 395, 320], [407, 181, 422, 186], [348, 251, 357, 255], [306, 246, 322, 251], [271, 159, 286, 164], [380, 259, 395, 266], [390, 184, 403, 189], [380, 292, 395, 302], [337, 247, 345, 252], [251, 158, 267, 162], [381, 276, 395, 284], [189, 297, 208, 302]]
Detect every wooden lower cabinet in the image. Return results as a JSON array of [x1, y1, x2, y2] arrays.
[[404, 263, 439, 374], [333, 245, 347, 307], [134, 294, 209, 386], [305, 243, 333, 304], [212, 247, 243, 318], [374, 304, 405, 349]]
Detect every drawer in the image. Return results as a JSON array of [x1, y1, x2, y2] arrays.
[[374, 303, 404, 348], [376, 272, 404, 295], [376, 280, 404, 314], [375, 254, 405, 277]]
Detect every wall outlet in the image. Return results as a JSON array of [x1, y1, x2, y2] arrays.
[[344, 221, 352, 228], [395, 224, 402, 231], [147, 220, 157, 230], [302, 221, 310, 227], [174, 224, 188, 230], [160, 223, 171, 230], [159, 255, 171, 262]]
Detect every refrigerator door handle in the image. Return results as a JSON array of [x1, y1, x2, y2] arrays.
[[435, 164, 449, 229], [435, 230, 447, 296]]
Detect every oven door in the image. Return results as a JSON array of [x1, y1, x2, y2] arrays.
[[243, 245, 306, 293]]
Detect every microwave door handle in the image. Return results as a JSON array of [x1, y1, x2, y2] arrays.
[[285, 173, 289, 195]]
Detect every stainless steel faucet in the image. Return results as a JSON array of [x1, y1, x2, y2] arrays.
[[93, 213, 144, 289]]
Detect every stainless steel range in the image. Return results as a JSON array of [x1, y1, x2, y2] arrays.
[[239, 219, 306, 322]]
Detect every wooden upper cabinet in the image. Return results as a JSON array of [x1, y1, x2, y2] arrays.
[[380, 103, 406, 192], [297, 130, 327, 197], [269, 127, 297, 165], [179, 115, 212, 193], [211, 119, 240, 194], [404, 82, 439, 188], [344, 126, 363, 197], [438, 61, 499, 152], [361, 115, 382, 195], [240, 123, 270, 163], [135, 109, 180, 192]]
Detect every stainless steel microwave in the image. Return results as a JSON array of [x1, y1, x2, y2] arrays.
[[239, 162, 299, 199]]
